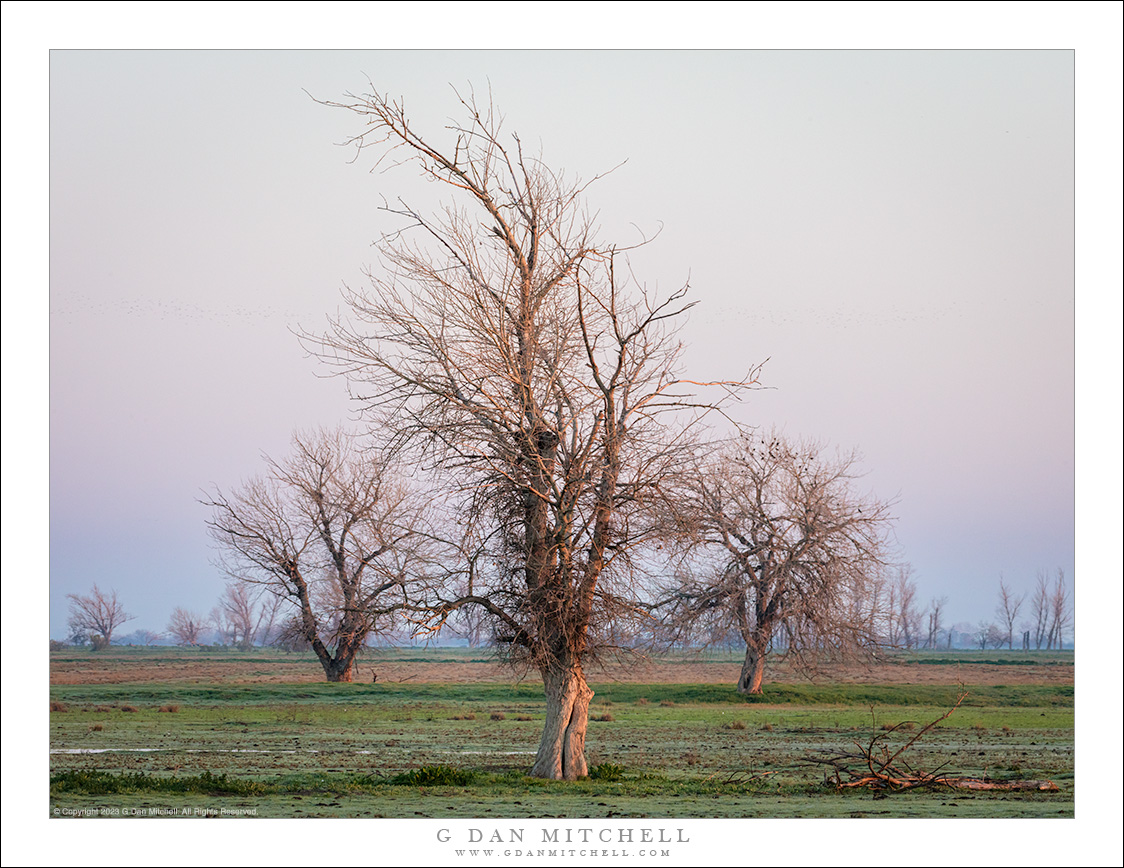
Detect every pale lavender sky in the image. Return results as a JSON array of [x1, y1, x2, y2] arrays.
[[42, 48, 1080, 637]]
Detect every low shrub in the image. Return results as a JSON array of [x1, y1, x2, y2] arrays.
[[50, 770, 265, 796], [50, 701, 69, 713], [158, 704, 180, 713], [490, 712, 506, 721], [390, 766, 476, 787], [588, 762, 625, 782]]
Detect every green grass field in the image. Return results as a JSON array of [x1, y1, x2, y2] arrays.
[[48, 647, 1074, 819]]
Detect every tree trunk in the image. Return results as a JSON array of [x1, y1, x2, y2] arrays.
[[319, 654, 355, 682], [737, 642, 766, 695], [530, 661, 594, 780]]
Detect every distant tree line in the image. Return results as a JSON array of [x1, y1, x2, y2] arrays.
[[62, 565, 1073, 655]]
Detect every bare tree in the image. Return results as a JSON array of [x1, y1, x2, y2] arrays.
[[214, 582, 283, 649], [204, 428, 425, 682], [974, 620, 1006, 650], [306, 85, 758, 778], [890, 566, 922, 650], [1030, 569, 1051, 649], [1047, 568, 1072, 650], [995, 575, 1025, 651], [166, 607, 207, 646], [660, 433, 894, 694], [925, 596, 947, 650], [66, 585, 134, 649]]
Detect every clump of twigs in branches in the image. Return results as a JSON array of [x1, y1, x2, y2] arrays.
[[805, 691, 1059, 794]]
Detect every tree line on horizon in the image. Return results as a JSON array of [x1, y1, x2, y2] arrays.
[[61, 566, 1075, 657]]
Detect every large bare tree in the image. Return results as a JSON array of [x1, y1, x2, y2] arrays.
[[204, 428, 425, 681], [66, 585, 134, 649], [307, 86, 757, 778], [661, 433, 894, 694]]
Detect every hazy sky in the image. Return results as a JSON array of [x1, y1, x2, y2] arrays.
[[41, 48, 1083, 637]]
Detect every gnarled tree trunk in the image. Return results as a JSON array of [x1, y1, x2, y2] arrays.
[[737, 639, 767, 695], [309, 629, 358, 682], [531, 659, 594, 780], [321, 656, 355, 682]]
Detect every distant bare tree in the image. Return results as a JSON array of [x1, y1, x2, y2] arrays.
[[883, 565, 921, 650], [305, 85, 759, 777], [892, 566, 923, 650], [975, 620, 1006, 650], [659, 433, 894, 694], [167, 607, 207, 646], [925, 597, 947, 650], [1047, 568, 1072, 650], [66, 585, 134, 649], [1031, 569, 1051, 649], [214, 582, 283, 650], [995, 575, 1025, 650], [204, 428, 426, 682]]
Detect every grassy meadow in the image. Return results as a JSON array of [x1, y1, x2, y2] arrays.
[[48, 647, 1074, 819]]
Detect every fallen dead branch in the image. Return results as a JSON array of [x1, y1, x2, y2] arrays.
[[804, 690, 1060, 793]]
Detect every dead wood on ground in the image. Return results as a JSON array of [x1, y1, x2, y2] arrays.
[[804, 690, 1060, 793]]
